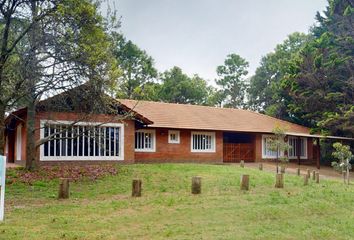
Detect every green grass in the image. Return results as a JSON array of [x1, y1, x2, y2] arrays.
[[1, 164, 354, 240]]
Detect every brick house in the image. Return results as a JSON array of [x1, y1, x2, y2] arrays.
[[4, 88, 349, 168]]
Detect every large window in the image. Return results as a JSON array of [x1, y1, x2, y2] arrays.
[[135, 129, 156, 152], [191, 131, 215, 152], [288, 136, 307, 159], [40, 120, 124, 161], [262, 135, 285, 159]]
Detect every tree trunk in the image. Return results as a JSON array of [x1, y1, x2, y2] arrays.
[[275, 173, 284, 188], [347, 160, 350, 185], [25, 1, 39, 170], [0, 105, 5, 156], [25, 101, 36, 170]]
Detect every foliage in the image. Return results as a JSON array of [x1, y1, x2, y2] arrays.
[[266, 126, 291, 171], [284, 0, 354, 137], [247, 32, 309, 121], [331, 142, 353, 184], [216, 54, 249, 108], [112, 33, 158, 99], [158, 66, 212, 105], [7, 0, 119, 170]]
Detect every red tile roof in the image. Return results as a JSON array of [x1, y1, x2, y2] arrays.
[[118, 99, 310, 134]]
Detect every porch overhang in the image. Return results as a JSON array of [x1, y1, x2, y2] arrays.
[[285, 132, 354, 141]]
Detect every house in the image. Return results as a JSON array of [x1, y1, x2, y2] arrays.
[[4, 87, 351, 168]]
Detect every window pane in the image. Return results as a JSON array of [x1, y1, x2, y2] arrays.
[[44, 125, 49, 156], [115, 128, 120, 156], [55, 126, 60, 156], [67, 127, 72, 157]]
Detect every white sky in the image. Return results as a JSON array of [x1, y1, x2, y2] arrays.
[[108, 0, 328, 82]]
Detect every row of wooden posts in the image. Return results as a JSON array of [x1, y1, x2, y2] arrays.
[[57, 161, 321, 199]]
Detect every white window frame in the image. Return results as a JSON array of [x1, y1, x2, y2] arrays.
[[16, 124, 22, 161], [191, 131, 216, 153], [168, 130, 180, 144], [135, 129, 156, 152], [288, 136, 307, 159], [40, 120, 124, 161], [262, 134, 284, 159]]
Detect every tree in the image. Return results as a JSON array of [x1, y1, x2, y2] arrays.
[[158, 66, 211, 105], [331, 142, 353, 185], [0, 0, 118, 169], [112, 33, 158, 100], [285, 0, 354, 137], [266, 126, 291, 173], [0, 0, 59, 157], [247, 32, 309, 121], [216, 54, 249, 108]]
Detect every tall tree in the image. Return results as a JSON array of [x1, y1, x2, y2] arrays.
[[247, 32, 309, 121], [112, 33, 157, 100], [216, 54, 249, 108], [285, 0, 354, 137], [158, 66, 211, 105], [1, 0, 118, 169]]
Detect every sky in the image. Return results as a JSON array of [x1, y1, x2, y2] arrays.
[[109, 0, 328, 82]]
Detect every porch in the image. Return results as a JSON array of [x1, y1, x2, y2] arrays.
[[222, 132, 255, 163]]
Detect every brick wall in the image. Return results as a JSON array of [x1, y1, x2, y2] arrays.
[[135, 128, 223, 163]]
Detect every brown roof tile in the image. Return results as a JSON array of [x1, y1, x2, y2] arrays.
[[118, 99, 310, 134]]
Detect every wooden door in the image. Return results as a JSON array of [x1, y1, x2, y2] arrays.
[[223, 143, 254, 162]]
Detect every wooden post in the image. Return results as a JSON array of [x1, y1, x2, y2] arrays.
[[191, 176, 202, 194], [258, 163, 263, 171], [132, 179, 142, 197], [58, 178, 70, 199], [315, 172, 320, 184], [307, 169, 311, 178], [296, 168, 300, 176], [312, 170, 316, 180], [297, 137, 301, 165], [240, 160, 245, 168], [280, 166, 285, 174], [304, 175, 309, 186], [240, 174, 249, 191], [316, 138, 321, 169], [275, 173, 284, 188]]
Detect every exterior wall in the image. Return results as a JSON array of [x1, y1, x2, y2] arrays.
[[254, 134, 263, 162], [34, 111, 136, 165], [13, 120, 27, 164], [5, 109, 317, 165], [135, 128, 223, 163]]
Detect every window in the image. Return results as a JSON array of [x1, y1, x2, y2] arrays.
[[262, 135, 283, 159], [191, 131, 215, 152], [135, 129, 156, 152], [40, 120, 124, 161], [168, 130, 180, 144], [288, 136, 307, 159]]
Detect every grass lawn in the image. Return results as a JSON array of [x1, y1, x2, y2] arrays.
[[1, 163, 354, 240]]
